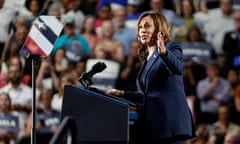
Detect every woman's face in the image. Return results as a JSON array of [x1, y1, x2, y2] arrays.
[[138, 16, 155, 46]]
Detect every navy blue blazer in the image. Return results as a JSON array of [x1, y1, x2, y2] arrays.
[[124, 41, 195, 140]]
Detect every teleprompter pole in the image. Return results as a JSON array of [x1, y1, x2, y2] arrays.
[[30, 55, 40, 144]]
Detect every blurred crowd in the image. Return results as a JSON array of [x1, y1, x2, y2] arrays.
[[0, 0, 240, 143]]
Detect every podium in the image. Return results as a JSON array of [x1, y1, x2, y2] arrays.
[[61, 85, 130, 144]]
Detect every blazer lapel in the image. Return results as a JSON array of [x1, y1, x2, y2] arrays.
[[137, 58, 146, 94], [143, 48, 159, 94], [137, 48, 159, 95]]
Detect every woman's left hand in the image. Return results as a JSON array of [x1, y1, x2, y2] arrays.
[[157, 32, 167, 56], [106, 89, 124, 97]]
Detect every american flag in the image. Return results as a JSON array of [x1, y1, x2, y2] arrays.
[[20, 16, 64, 58]]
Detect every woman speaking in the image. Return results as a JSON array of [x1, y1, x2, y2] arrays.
[[107, 12, 196, 144]]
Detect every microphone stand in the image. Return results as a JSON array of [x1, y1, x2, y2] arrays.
[[78, 72, 92, 89]]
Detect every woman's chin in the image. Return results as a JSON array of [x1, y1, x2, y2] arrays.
[[140, 40, 149, 45]]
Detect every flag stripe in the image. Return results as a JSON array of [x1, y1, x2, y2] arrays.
[[36, 18, 58, 44], [40, 16, 63, 35], [29, 25, 53, 55], [24, 37, 47, 57]]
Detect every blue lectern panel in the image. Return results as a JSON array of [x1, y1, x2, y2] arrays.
[[61, 85, 129, 143]]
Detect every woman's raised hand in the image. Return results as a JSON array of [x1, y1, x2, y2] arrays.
[[157, 32, 167, 56]]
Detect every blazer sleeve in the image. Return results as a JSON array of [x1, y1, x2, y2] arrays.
[[123, 91, 144, 103], [123, 91, 144, 109], [161, 41, 184, 75]]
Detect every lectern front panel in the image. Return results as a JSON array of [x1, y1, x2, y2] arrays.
[[61, 85, 129, 144]]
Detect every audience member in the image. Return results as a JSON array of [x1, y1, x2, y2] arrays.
[[5, 56, 31, 86], [0, 92, 19, 143], [39, 0, 54, 15], [199, 0, 220, 13], [113, 7, 136, 57], [230, 85, 240, 125], [96, 0, 127, 11], [95, 20, 124, 63], [196, 62, 231, 124], [51, 48, 68, 77], [24, 0, 44, 19], [0, 56, 32, 113], [0, 64, 7, 88], [51, 72, 77, 112], [149, 0, 176, 25], [8, 15, 28, 35], [64, 0, 85, 34], [203, 0, 234, 59], [172, 0, 201, 43], [224, 131, 240, 144], [116, 40, 141, 91], [47, 2, 61, 16], [81, 15, 101, 51], [182, 25, 216, 63], [211, 104, 240, 138], [53, 16, 92, 70], [1, 25, 28, 63], [222, 10, 240, 73], [0, 0, 17, 57], [0, 56, 33, 140], [25, 89, 60, 144], [36, 58, 59, 92], [226, 68, 239, 97], [59, 0, 70, 15], [182, 26, 216, 95], [125, 0, 141, 29], [70, 58, 87, 82], [207, 133, 218, 144], [95, 3, 112, 35], [192, 124, 210, 144]]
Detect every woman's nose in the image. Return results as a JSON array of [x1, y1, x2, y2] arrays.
[[139, 28, 146, 33]]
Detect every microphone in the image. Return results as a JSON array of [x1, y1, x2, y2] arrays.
[[85, 61, 107, 78], [78, 62, 107, 88]]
